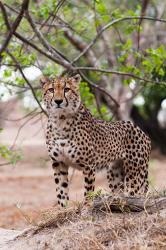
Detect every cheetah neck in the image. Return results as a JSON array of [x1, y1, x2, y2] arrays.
[[47, 102, 92, 133]]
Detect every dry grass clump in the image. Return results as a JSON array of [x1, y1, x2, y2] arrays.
[[38, 205, 81, 228], [49, 208, 166, 250], [9, 193, 166, 250]]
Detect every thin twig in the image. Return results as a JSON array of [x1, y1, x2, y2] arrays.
[[10, 112, 41, 149], [6, 50, 47, 116], [39, 0, 66, 31], [0, 162, 11, 167], [79, 71, 120, 108], [2, 81, 26, 89], [0, 108, 38, 122]]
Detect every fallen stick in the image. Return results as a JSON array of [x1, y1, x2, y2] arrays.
[[92, 195, 166, 214]]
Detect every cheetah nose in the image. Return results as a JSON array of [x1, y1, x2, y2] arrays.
[[54, 99, 63, 105]]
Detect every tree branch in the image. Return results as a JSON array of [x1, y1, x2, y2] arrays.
[[72, 16, 166, 64], [93, 194, 166, 214], [14, 31, 73, 68], [76, 66, 166, 86], [25, 10, 71, 67], [64, 30, 98, 67], [0, 1, 10, 29], [0, 0, 30, 62]]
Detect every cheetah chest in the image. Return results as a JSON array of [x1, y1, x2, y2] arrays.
[[48, 138, 81, 168]]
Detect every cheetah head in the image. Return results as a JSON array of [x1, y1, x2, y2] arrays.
[[41, 74, 81, 115]]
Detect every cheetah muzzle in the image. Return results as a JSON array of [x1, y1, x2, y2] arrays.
[[41, 74, 151, 207]]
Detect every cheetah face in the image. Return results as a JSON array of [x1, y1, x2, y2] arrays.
[[41, 74, 81, 115]]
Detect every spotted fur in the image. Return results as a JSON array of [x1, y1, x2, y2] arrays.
[[41, 74, 151, 207]]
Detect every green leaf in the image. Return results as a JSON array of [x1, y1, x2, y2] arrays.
[[3, 69, 12, 78], [0, 144, 22, 165], [123, 39, 133, 50], [158, 68, 165, 76], [124, 25, 135, 35], [111, 9, 123, 19], [96, 1, 107, 15]]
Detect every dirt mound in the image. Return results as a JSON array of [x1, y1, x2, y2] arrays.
[[1, 195, 166, 250]]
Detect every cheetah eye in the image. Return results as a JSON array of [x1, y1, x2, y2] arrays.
[[48, 88, 54, 93], [64, 87, 70, 93]]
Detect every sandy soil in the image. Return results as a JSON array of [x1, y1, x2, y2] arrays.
[[0, 100, 165, 230], [0, 147, 108, 229]]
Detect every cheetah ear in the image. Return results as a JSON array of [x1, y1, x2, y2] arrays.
[[40, 76, 50, 88], [73, 74, 81, 84]]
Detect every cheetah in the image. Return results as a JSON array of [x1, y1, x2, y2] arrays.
[[41, 74, 151, 207]]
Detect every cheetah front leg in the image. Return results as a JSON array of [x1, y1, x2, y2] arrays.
[[83, 166, 95, 199], [52, 161, 69, 207]]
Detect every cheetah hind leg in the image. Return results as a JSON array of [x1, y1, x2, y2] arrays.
[[107, 159, 125, 194], [123, 160, 149, 196]]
